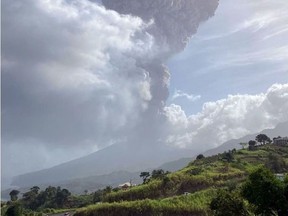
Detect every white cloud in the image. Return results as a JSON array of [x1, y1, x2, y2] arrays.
[[164, 83, 288, 150], [172, 90, 201, 102]]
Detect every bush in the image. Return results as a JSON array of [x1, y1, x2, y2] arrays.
[[5, 204, 23, 216], [196, 154, 205, 160], [210, 190, 249, 216], [241, 167, 288, 215]]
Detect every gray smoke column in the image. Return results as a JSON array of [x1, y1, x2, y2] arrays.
[[8, 0, 219, 186], [102, 0, 219, 143]]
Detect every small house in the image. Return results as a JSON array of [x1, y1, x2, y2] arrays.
[[118, 182, 132, 190], [274, 137, 288, 146]]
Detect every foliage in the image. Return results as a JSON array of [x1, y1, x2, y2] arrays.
[[151, 169, 169, 180], [9, 190, 20, 202], [6, 143, 288, 216], [75, 189, 216, 216], [265, 153, 288, 173], [256, 134, 272, 145], [93, 190, 103, 203], [5, 203, 23, 216], [10, 186, 73, 212], [248, 140, 256, 151], [222, 151, 234, 162], [241, 167, 288, 215], [140, 172, 150, 184], [210, 189, 249, 216], [103, 186, 112, 195], [196, 154, 205, 160]]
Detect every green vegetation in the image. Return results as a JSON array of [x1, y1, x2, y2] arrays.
[[4, 133, 288, 216], [242, 167, 288, 215], [210, 189, 250, 216], [2, 186, 82, 216], [75, 189, 217, 216], [74, 134, 288, 216]]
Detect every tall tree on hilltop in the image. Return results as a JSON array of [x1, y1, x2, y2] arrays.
[[140, 172, 150, 184], [256, 134, 271, 145], [248, 140, 256, 151], [9, 190, 20, 201]]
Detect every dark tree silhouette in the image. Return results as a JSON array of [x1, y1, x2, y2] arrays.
[[30, 186, 40, 194], [151, 169, 168, 180], [248, 140, 256, 151], [140, 172, 150, 184], [196, 154, 205, 160], [9, 190, 20, 201], [256, 134, 271, 145]]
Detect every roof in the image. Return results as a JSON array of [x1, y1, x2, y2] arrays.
[[274, 137, 288, 141], [118, 182, 132, 187]]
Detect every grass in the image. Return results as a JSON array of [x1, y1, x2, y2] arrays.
[[75, 189, 217, 216]]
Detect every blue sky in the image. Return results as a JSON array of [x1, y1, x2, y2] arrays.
[[167, 0, 288, 115]]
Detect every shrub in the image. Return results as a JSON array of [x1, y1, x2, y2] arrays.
[[210, 190, 249, 216]]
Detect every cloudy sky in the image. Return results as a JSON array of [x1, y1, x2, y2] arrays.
[[2, 0, 288, 181]]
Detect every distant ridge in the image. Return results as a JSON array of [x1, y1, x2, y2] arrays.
[[203, 121, 288, 156], [9, 121, 287, 193]]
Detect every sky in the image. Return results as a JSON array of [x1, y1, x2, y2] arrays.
[[2, 0, 288, 182], [167, 0, 288, 114]]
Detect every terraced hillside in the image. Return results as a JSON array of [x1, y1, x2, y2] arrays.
[[74, 144, 288, 216]]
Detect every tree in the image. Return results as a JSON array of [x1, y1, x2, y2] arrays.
[[248, 140, 256, 151], [9, 190, 20, 201], [210, 189, 249, 216], [93, 190, 102, 203], [266, 153, 287, 173], [30, 186, 40, 194], [151, 169, 168, 180], [256, 134, 271, 145], [140, 172, 150, 184], [196, 154, 205, 160], [241, 167, 288, 215], [22, 188, 39, 210], [103, 186, 112, 195], [5, 204, 23, 216], [55, 187, 71, 208], [222, 151, 234, 162]]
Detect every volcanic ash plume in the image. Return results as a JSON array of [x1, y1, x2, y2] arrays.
[[102, 0, 219, 144]]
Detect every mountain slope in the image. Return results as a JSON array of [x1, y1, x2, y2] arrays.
[[74, 143, 288, 216], [11, 143, 196, 187], [12, 121, 287, 188], [203, 121, 288, 156]]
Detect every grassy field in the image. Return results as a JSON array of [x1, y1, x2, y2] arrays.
[[75, 189, 216, 216]]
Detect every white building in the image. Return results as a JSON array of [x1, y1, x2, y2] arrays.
[[274, 137, 288, 146]]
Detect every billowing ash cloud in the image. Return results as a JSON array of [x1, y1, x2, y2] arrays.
[[164, 83, 288, 150], [102, 0, 219, 145], [2, 0, 219, 178], [2, 0, 154, 147]]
